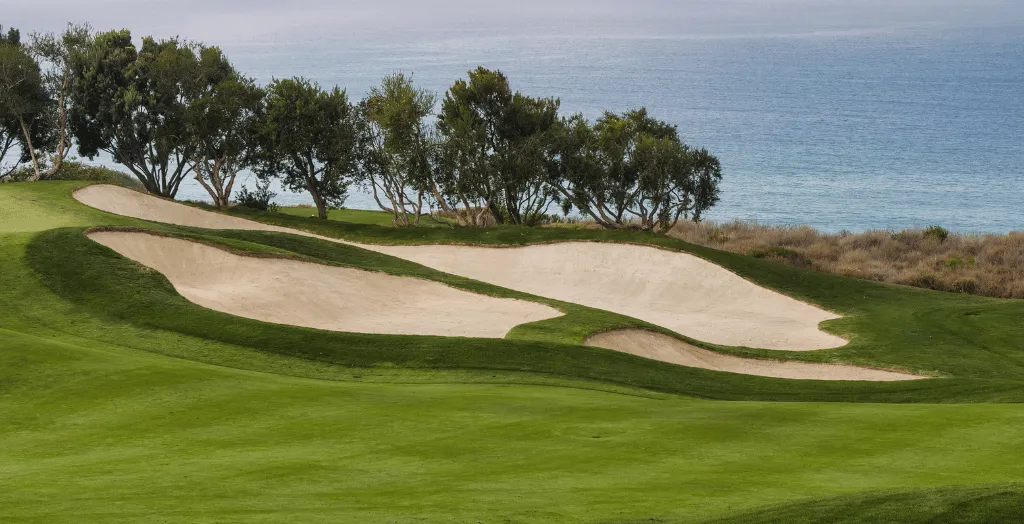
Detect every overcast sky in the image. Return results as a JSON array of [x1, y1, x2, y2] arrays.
[[5, 0, 1023, 43]]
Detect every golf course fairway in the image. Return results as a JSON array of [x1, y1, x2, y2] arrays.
[[3, 181, 1024, 523]]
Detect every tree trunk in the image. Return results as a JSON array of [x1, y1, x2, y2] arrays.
[[309, 187, 328, 219], [487, 200, 504, 224], [41, 67, 72, 179], [19, 118, 42, 182]]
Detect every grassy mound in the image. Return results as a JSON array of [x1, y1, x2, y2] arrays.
[[16, 182, 1024, 401], [4, 160, 143, 189], [4, 181, 1024, 522]]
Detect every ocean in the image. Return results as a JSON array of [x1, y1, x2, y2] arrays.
[[164, 25, 1024, 233]]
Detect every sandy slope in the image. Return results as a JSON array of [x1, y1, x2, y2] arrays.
[[87, 231, 561, 338], [372, 242, 847, 350], [586, 330, 922, 381], [76, 185, 844, 350], [75, 184, 300, 234]]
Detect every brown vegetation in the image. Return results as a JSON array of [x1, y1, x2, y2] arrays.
[[668, 221, 1024, 298]]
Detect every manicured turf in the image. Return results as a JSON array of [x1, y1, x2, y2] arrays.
[[698, 484, 1024, 524], [2, 181, 1024, 522], [277, 205, 449, 227], [222, 202, 1024, 381]]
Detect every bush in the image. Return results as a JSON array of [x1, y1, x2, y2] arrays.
[[4, 160, 142, 189], [668, 220, 1024, 299], [905, 273, 941, 290], [235, 179, 279, 212], [750, 246, 814, 269], [944, 256, 975, 270], [924, 225, 950, 243], [952, 278, 978, 294], [705, 227, 731, 244]]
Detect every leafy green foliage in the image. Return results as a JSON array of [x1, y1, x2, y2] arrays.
[[26, 23, 92, 178], [185, 47, 263, 207], [256, 77, 359, 219], [552, 108, 722, 230], [924, 224, 951, 243], [0, 28, 53, 181], [6, 18, 726, 229], [69, 31, 227, 197], [5, 159, 141, 188], [358, 72, 437, 225], [67, 29, 136, 163], [234, 177, 278, 212], [0, 25, 20, 47], [436, 67, 561, 226]]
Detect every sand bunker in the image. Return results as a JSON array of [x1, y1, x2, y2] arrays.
[[75, 185, 844, 350], [370, 243, 847, 350], [586, 330, 923, 381], [86, 231, 561, 338], [75, 184, 299, 234]]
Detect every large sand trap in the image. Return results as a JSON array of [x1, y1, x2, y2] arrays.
[[75, 184, 300, 234], [586, 330, 923, 381], [75, 185, 844, 350], [371, 243, 847, 350], [86, 231, 561, 338]]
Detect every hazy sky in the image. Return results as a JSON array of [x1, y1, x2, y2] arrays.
[[5, 0, 1024, 43]]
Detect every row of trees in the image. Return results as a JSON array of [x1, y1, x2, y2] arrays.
[[1, 23, 722, 230]]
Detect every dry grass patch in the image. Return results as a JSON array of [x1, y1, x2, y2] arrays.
[[669, 221, 1024, 298]]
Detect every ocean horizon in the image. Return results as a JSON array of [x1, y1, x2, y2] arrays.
[[104, 24, 1024, 233]]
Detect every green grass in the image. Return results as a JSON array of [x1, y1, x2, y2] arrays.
[[22, 225, 1024, 402], [2, 181, 1024, 522], [34, 182, 1024, 400], [221, 202, 1024, 380], [697, 484, 1024, 524], [277, 205, 449, 227]]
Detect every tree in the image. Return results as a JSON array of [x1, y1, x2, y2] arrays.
[[27, 23, 92, 179], [550, 108, 722, 230], [358, 72, 437, 226], [0, 26, 25, 179], [186, 47, 263, 207], [0, 25, 53, 182], [548, 113, 604, 222], [70, 31, 207, 197], [684, 147, 723, 223], [436, 67, 560, 226], [257, 77, 359, 219], [497, 92, 561, 225]]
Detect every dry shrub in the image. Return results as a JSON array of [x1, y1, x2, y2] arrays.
[[433, 208, 498, 227], [669, 221, 1024, 299]]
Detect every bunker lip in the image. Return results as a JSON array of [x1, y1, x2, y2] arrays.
[[85, 230, 562, 339], [585, 329, 925, 381], [76, 184, 844, 351]]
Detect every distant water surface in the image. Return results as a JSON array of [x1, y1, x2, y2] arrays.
[[163, 26, 1023, 233]]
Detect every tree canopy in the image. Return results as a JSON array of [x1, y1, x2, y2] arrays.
[[27, 23, 92, 179], [436, 67, 561, 226], [256, 77, 359, 219], [70, 32, 217, 197], [358, 72, 437, 226], [3, 21, 724, 228], [186, 47, 263, 207], [551, 109, 721, 230], [0, 26, 52, 181]]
